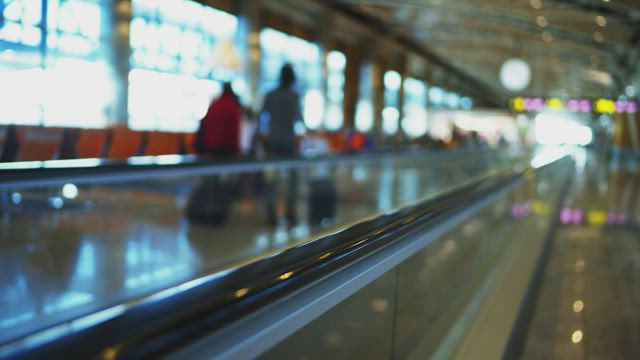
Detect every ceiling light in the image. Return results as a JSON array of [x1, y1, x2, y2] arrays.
[[542, 31, 554, 43], [530, 0, 542, 10], [593, 31, 604, 43], [536, 16, 548, 27], [499, 58, 532, 92], [596, 15, 607, 27]]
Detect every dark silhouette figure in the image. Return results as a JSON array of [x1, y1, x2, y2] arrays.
[[0, 125, 19, 162], [187, 83, 242, 225], [195, 82, 242, 156], [259, 65, 303, 225]]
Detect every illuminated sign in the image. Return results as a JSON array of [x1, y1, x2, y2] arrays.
[[510, 97, 637, 114], [559, 208, 629, 227]]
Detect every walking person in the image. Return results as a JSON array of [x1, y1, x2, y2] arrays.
[[187, 82, 242, 225], [258, 64, 304, 225]]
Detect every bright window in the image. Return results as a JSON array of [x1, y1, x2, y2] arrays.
[[382, 70, 401, 135], [402, 77, 428, 138], [460, 96, 474, 110], [446, 92, 460, 109], [0, 0, 113, 128], [325, 50, 346, 131], [355, 62, 374, 133], [129, 0, 241, 132], [429, 86, 445, 108], [259, 28, 323, 130]]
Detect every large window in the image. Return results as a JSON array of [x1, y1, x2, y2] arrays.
[[259, 28, 323, 130], [325, 50, 346, 131], [429, 86, 445, 109], [446, 91, 460, 109], [402, 77, 428, 138], [355, 62, 374, 133], [460, 96, 474, 110], [382, 70, 401, 135], [129, 0, 241, 132], [0, 0, 113, 127]]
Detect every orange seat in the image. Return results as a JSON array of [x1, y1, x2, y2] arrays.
[[107, 127, 143, 160], [145, 132, 180, 156], [76, 128, 108, 158], [17, 126, 64, 161], [182, 133, 197, 154], [0, 126, 6, 151]]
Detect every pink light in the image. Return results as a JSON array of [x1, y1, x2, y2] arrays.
[[579, 100, 592, 112], [533, 98, 545, 111], [560, 208, 572, 224], [567, 99, 580, 112]]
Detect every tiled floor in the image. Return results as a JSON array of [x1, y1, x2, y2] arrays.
[[522, 154, 640, 360]]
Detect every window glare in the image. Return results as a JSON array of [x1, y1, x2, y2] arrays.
[[128, 0, 241, 131], [0, 0, 111, 127]]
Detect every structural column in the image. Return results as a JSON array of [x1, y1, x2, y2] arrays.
[[372, 57, 385, 144], [104, 0, 132, 125], [237, 0, 262, 110], [343, 46, 362, 132], [627, 112, 640, 156]]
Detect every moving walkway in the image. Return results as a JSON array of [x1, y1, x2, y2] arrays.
[[0, 149, 572, 359]]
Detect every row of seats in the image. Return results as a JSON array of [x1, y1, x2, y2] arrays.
[[0, 125, 196, 162]]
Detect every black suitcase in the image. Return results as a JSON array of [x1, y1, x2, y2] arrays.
[[308, 178, 337, 224], [186, 176, 235, 225]]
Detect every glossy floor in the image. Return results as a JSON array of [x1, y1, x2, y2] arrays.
[[522, 153, 640, 359], [0, 153, 518, 346]]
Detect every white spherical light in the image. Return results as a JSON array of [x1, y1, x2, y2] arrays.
[[500, 58, 531, 92]]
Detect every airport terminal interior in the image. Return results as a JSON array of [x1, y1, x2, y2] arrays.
[[0, 0, 639, 359]]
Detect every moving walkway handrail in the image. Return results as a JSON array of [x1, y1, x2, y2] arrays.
[[0, 152, 564, 360], [0, 149, 515, 190]]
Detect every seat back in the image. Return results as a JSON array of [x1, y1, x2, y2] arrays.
[[182, 133, 197, 154], [145, 131, 180, 156], [0, 126, 6, 153], [17, 126, 64, 161], [76, 128, 108, 158], [107, 127, 143, 160]]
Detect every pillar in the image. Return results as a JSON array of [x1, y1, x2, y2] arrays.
[[343, 47, 362, 131], [372, 58, 385, 143], [104, 0, 132, 126], [237, 0, 262, 110]]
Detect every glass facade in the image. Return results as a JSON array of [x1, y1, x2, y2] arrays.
[[0, 0, 113, 127], [402, 77, 428, 138], [429, 86, 445, 108], [0, 1, 469, 136], [128, 0, 240, 132], [382, 70, 401, 135], [355, 62, 374, 133], [325, 50, 346, 131]]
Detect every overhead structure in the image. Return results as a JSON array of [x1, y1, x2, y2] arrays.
[[326, 0, 640, 101]]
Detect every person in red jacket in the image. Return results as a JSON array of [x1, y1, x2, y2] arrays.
[[195, 82, 242, 156], [187, 82, 242, 226]]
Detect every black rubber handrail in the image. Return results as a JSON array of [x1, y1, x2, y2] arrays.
[[0, 154, 558, 360], [0, 149, 508, 190]]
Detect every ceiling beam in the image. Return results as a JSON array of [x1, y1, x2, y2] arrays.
[[544, 0, 640, 31], [335, 0, 623, 53], [320, 0, 509, 105]]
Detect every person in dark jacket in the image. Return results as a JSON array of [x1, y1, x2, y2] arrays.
[[196, 82, 242, 156], [259, 64, 304, 225], [259, 64, 302, 155]]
